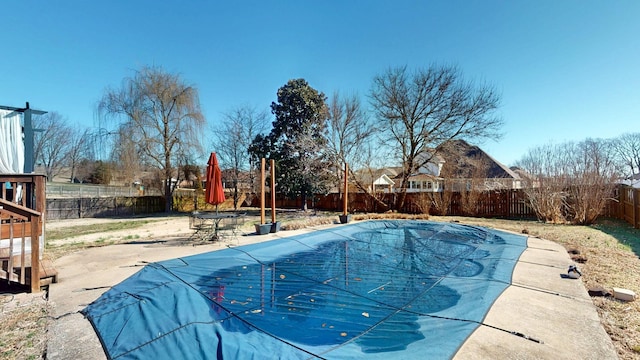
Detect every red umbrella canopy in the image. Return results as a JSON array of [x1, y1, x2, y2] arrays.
[[205, 152, 226, 206]]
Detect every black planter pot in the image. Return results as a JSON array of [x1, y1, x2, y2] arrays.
[[270, 221, 281, 233], [255, 223, 271, 235], [339, 214, 352, 224]]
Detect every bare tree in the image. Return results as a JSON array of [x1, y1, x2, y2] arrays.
[[517, 139, 618, 225], [67, 128, 91, 183], [98, 66, 205, 212], [326, 92, 375, 169], [33, 112, 73, 181], [430, 182, 454, 216], [214, 105, 269, 209], [565, 139, 619, 224], [346, 143, 396, 212], [109, 123, 140, 186], [612, 132, 640, 178], [325, 91, 387, 209], [459, 157, 490, 216], [74, 159, 95, 184], [517, 143, 570, 223], [369, 65, 502, 210]]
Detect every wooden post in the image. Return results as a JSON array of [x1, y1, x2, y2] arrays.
[[270, 159, 276, 224], [260, 158, 265, 225], [30, 215, 40, 292], [631, 189, 640, 229], [31, 175, 45, 292], [339, 163, 351, 224], [343, 163, 349, 216]]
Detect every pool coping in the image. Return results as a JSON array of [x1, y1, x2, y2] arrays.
[[454, 235, 617, 359]]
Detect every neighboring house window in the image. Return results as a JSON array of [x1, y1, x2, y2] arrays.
[[426, 182, 432, 189]]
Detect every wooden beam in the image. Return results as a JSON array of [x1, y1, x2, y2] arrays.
[[260, 158, 265, 225], [30, 218, 40, 292], [271, 159, 276, 224]]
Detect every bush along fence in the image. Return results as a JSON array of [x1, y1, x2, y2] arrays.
[[46, 196, 165, 220]]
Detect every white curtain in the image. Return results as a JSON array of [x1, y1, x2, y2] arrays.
[[0, 109, 25, 174]]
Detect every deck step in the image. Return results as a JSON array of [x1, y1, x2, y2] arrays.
[[39, 259, 58, 284], [0, 267, 20, 283], [0, 258, 58, 287]]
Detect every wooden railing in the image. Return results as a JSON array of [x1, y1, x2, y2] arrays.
[[0, 174, 46, 292]]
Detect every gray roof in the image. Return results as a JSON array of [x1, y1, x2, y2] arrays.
[[436, 140, 520, 179]]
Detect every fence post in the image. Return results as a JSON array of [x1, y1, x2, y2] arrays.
[[631, 189, 640, 229]]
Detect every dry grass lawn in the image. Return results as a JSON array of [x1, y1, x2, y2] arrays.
[[1, 212, 639, 359]]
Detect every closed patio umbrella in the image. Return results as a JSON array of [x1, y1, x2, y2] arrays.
[[205, 152, 225, 213]]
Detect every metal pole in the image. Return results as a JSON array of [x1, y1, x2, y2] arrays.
[[23, 102, 34, 173]]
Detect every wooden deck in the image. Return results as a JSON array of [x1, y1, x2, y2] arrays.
[[0, 174, 48, 292]]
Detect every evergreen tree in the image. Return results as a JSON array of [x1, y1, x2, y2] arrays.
[[250, 79, 331, 210]]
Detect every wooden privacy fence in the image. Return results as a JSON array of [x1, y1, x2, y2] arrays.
[[44, 186, 636, 226], [249, 189, 536, 218], [606, 185, 640, 229]]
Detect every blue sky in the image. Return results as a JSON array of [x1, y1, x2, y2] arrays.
[[1, 1, 639, 166]]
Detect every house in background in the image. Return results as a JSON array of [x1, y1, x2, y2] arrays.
[[354, 140, 522, 193], [619, 173, 640, 189], [352, 168, 397, 193], [433, 139, 522, 192], [405, 153, 445, 192], [405, 173, 443, 192]]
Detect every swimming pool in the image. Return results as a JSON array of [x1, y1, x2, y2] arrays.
[[83, 220, 527, 359]]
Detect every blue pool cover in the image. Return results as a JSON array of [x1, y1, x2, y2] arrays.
[[82, 220, 527, 359]]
